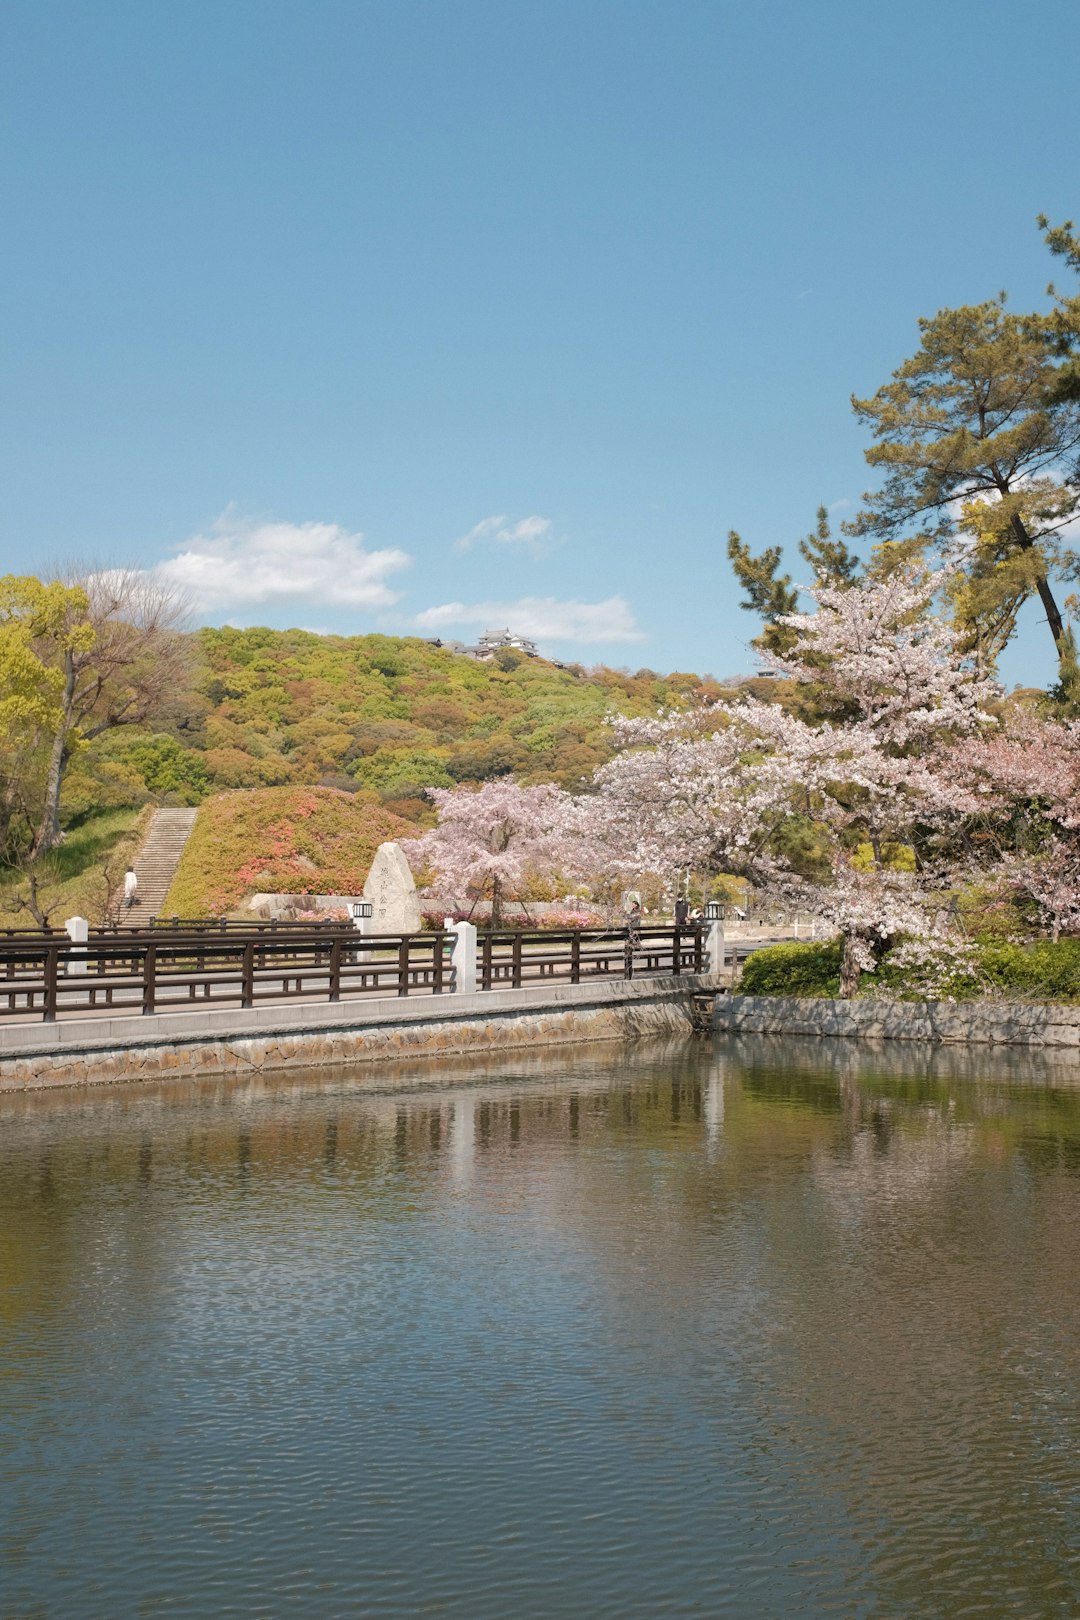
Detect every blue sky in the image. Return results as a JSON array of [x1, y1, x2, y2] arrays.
[[3, 0, 1078, 686]]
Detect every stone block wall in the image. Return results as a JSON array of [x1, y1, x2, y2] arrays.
[[714, 995, 1080, 1048], [0, 976, 717, 1092]]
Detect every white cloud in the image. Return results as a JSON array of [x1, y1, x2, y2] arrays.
[[152, 509, 411, 611], [414, 595, 645, 644], [454, 514, 557, 556]]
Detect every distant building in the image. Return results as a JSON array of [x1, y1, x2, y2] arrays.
[[470, 627, 540, 659], [426, 626, 543, 662], [716, 669, 780, 686]]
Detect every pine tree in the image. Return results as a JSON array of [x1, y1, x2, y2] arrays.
[[797, 506, 860, 587], [847, 275, 1080, 678], [725, 530, 798, 653]]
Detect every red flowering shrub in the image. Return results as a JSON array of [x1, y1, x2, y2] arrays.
[[163, 787, 417, 917]]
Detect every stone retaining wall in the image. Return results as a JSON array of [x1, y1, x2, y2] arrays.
[[0, 975, 719, 1092], [714, 994, 1080, 1047]]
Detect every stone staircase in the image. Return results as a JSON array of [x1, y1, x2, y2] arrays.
[[128, 807, 199, 918]]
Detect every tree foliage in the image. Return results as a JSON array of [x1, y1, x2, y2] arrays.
[[847, 249, 1080, 678], [591, 566, 996, 994], [797, 506, 860, 588], [0, 570, 191, 862], [725, 530, 798, 653], [403, 778, 578, 925], [0, 576, 90, 859]]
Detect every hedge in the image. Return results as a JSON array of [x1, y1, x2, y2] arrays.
[[738, 937, 1080, 1002]]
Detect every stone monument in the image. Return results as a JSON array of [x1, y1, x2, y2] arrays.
[[363, 841, 422, 934]]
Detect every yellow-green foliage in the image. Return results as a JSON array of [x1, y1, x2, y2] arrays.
[[191, 628, 721, 806], [163, 787, 417, 916], [43, 624, 724, 829], [851, 840, 916, 872], [0, 807, 149, 928]]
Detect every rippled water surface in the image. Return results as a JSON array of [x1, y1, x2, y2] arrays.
[[4, 1036, 1080, 1617]]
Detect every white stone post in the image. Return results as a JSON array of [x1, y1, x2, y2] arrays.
[[448, 919, 477, 994], [350, 901, 373, 962], [65, 915, 88, 976], [705, 918, 726, 977]]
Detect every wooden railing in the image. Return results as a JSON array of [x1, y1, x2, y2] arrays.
[[479, 925, 702, 988], [0, 930, 450, 1022], [0, 918, 359, 940], [0, 925, 705, 1025]]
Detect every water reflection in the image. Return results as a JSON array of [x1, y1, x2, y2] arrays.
[[2, 1035, 1080, 1617]]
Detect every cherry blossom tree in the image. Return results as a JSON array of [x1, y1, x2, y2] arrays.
[[950, 709, 1080, 940], [404, 778, 577, 925], [590, 566, 999, 994]]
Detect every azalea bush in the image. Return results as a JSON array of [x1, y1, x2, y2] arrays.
[[419, 906, 603, 932], [164, 786, 417, 916], [536, 908, 602, 930]]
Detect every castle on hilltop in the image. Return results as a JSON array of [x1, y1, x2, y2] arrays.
[[425, 626, 543, 662]]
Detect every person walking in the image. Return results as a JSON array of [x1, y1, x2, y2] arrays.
[[124, 867, 138, 909], [674, 896, 690, 928]]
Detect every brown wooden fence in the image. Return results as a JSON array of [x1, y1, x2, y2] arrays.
[[0, 926, 704, 1024], [0, 917, 359, 940]]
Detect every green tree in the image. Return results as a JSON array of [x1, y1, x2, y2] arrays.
[[797, 505, 860, 587], [1039, 214, 1080, 401], [17, 570, 191, 856], [848, 286, 1080, 675], [0, 577, 91, 859], [725, 530, 798, 653]]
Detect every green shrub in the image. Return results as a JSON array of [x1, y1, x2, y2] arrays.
[[978, 940, 1080, 1001], [738, 935, 1080, 1003], [738, 940, 842, 998]]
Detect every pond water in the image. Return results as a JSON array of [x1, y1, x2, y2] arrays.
[[3, 1036, 1080, 1617]]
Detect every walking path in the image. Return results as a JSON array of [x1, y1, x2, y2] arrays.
[[128, 808, 198, 916]]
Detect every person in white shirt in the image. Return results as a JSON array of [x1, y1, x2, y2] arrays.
[[124, 868, 138, 908]]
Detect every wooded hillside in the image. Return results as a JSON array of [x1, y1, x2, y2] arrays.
[[78, 627, 722, 826]]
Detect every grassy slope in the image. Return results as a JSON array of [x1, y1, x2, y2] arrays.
[[163, 786, 417, 916], [0, 807, 151, 928]]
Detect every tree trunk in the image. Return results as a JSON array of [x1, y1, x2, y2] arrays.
[[839, 935, 862, 999], [30, 726, 69, 858], [30, 650, 75, 859], [1009, 512, 1066, 652]]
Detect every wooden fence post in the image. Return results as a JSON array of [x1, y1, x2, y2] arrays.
[[328, 937, 342, 1002], [512, 932, 523, 989], [43, 944, 59, 1022], [142, 944, 157, 1015], [571, 931, 581, 985], [481, 931, 493, 991], [673, 926, 682, 976], [241, 940, 255, 1008], [397, 938, 410, 997]]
